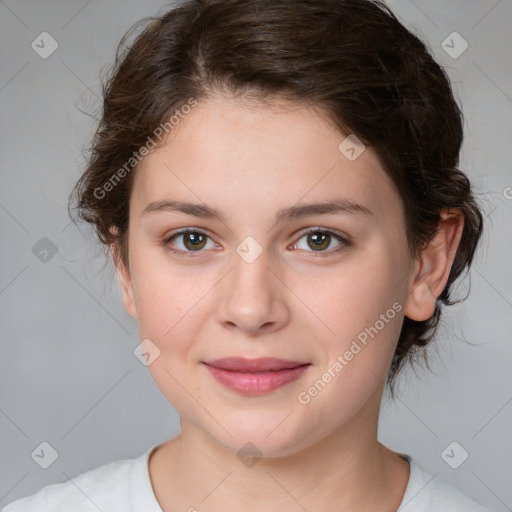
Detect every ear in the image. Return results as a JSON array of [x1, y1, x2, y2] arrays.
[[110, 235, 138, 320], [404, 208, 464, 321]]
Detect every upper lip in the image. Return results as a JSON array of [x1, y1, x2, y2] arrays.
[[204, 357, 310, 372]]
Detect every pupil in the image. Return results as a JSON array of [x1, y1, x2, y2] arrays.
[[185, 233, 205, 250], [309, 232, 329, 250]]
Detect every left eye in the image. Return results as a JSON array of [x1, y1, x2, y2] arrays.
[[291, 229, 349, 254]]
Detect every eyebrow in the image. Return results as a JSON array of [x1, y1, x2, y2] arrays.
[[141, 198, 373, 223]]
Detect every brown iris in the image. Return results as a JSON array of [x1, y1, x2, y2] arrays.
[[182, 232, 207, 251], [307, 232, 331, 251]]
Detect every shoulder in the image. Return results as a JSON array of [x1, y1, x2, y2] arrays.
[[2, 453, 138, 512], [400, 456, 495, 512]]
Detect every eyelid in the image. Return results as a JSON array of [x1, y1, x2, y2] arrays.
[[164, 227, 212, 240], [296, 226, 350, 241]]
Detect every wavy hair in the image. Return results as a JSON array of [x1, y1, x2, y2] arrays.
[[70, 0, 484, 395]]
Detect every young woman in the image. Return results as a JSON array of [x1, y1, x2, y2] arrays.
[[3, 0, 494, 510]]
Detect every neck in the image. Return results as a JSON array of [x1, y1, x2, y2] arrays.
[[149, 391, 410, 511]]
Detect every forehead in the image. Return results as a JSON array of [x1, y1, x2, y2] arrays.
[[130, 97, 400, 223]]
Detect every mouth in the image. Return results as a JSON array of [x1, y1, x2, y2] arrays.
[[203, 357, 311, 395]]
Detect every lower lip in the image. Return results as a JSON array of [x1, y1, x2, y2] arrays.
[[205, 364, 310, 395]]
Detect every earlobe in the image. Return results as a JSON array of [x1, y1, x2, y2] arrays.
[[111, 242, 138, 320], [404, 209, 464, 322]]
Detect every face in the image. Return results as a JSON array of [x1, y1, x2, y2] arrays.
[[117, 96, 418, 457]]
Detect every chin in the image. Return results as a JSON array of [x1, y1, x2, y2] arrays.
[[200, 414, 326, 461]]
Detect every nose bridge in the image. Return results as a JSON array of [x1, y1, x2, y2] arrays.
[[216, 240, 288, 335]]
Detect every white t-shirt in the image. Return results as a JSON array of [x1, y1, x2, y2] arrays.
[[2, 445, 494, 511]]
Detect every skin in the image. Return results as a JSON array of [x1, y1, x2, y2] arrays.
[[114, 95, 464, 511]]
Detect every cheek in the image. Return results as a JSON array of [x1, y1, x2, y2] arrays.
[[129, 263, 211, 410], [128, 239, 202, 330], [133, 271, 204, 342], [290, 250, 405, 343], [293, 262, 404, 426], [291, 244, 407, 401]]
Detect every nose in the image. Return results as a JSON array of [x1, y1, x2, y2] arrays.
[[215, 247, 290, 337]]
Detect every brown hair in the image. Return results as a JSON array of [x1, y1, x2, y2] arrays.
[[70, 0, 483, 394]]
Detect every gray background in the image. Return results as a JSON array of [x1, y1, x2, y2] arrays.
[[0, 0, 511, 509]]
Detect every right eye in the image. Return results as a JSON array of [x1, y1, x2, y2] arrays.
[[164, 228, 218, 255]]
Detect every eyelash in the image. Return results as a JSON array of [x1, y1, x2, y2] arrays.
[[163, 227, 351, 258]]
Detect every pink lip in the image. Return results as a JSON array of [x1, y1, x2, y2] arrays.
[[203, 357, 311, 395]]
